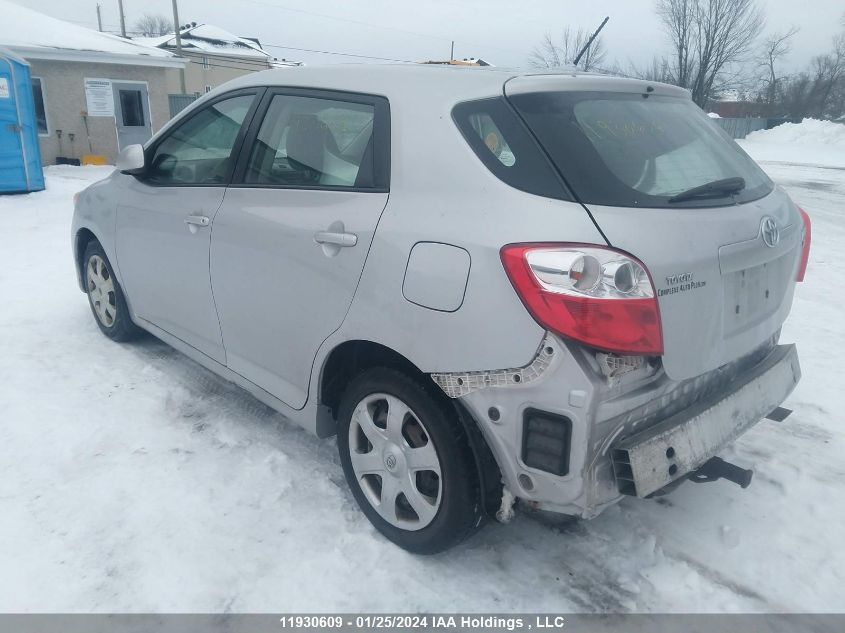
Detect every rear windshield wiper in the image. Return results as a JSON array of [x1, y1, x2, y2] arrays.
[[668, 177, 746, 203]]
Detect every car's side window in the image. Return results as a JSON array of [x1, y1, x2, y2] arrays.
[[145, 94, 256, 185], [452, 97, 572, 201], [243, 94, 377, 188]]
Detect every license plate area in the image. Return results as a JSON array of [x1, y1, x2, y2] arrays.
[[723, 255, 791, 335]]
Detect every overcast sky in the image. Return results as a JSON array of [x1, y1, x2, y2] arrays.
[[12, 0, 845, 71]]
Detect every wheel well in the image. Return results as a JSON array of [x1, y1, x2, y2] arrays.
[[75, 228, 98, 283], [319, 340, 503, 516], [320, 340, 423, 420]]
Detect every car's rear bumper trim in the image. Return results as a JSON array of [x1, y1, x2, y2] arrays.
[[611, 343, 801, 498]]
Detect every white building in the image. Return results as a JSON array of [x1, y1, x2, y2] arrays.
[[0, 0, 184, 164]]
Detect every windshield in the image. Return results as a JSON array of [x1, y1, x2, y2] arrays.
[[508, 91, 773, 208]]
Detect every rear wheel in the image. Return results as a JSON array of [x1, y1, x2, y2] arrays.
[[83, 241, 141, 342], [337, 368, 484, 554]]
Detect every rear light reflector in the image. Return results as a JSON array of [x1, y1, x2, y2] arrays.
[[522, 409, 572, 476], [797, 207, 811, 282], [501, 243, 663, 355]]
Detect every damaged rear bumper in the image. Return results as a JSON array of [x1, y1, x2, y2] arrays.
[[610, 344, 801, 498]]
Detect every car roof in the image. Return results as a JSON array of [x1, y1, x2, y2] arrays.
[[215, 63, 691, 103]]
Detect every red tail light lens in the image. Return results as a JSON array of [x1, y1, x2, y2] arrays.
[[501, 244, 663, 355], [797, 207, 811, 282]]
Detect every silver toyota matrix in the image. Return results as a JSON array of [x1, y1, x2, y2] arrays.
[[72, 65, 811, 553]]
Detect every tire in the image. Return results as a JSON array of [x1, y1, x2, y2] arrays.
[[82, 240, 142, 342], [337, 367, 484, 554]]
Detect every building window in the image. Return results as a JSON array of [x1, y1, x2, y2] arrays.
[[202, 56, 209, 69], [118, 89, 145, 127], [30, 77, 48, 135]]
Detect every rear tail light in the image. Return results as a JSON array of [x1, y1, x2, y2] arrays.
[[797, 207, 811, 282], [500, 244, 663, 355]]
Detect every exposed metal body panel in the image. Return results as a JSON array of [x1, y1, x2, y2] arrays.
[[612, 344, 800, 498]]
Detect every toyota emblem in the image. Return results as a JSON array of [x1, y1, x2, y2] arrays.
[[761, 216, 780, 248]]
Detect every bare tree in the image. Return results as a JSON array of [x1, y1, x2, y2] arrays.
[[656, 0, 696, 87], [529, 26, 608, 71], [759, 26, 799, 105], [133, 13, 172, 37], [623, 56, 674, 82], [774, 24, 845, 120], [655, 0, 765, 106]]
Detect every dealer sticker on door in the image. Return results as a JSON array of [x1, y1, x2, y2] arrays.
[[0, 78, 10, 99]]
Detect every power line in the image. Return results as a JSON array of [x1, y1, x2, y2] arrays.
[[63, 3, 519, 63], [238, 0, 524, 60], [181, 50, 278, 68], [187, 59, 271, 72], [262, 43, 414, 63], [240, 0, 454, 43]]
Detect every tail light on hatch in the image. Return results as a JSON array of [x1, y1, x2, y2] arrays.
[[501, 244, 663, 355], [797, 207, 811, 282]]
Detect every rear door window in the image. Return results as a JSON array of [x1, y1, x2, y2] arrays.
[[508, 91, 773, 208], [237, 91, 389, 191]]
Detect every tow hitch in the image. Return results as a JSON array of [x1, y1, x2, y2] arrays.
[[610, 345, 800, 498], [689, 456, 753, 489]]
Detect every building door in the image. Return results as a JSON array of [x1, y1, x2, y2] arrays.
[[112, 81, 153, 150]]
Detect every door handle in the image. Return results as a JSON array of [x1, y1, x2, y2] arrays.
[[314, 231, 357, 247], [185, 215, 210, 227]]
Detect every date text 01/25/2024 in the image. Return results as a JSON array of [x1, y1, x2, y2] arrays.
[[277, 615, 567, 630]]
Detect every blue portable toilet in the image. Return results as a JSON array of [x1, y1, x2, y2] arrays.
[[0, 48, 45, 193]]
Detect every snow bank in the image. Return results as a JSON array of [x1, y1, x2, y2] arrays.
[[745, 119, 845, 147], [740, 119, 845, 168]]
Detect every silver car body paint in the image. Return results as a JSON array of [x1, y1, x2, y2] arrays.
[[71, 65, 804, 518]]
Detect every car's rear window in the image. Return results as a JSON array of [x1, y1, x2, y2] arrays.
[[507, 91, 773, 208]]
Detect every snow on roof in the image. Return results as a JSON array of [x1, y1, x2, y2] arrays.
[[270, 59, 304, 68], [421, 57, 492, 66], [135, 23, 272, 59], [0, 0, 182, 67]]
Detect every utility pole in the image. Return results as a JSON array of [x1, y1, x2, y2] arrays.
[[117, 0, 126, 37], [171, 0, 187, 94], [450, 40, 454, 61], [96, 4, 103, 32]]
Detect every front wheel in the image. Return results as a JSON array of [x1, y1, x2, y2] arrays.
[[337, 368, 484, 554], [83, 241, 142, 342]]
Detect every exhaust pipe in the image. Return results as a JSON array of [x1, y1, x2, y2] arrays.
[[688, 456, 753, 489]]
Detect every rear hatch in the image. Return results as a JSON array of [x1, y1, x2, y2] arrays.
[[506, 75, 803, 380]]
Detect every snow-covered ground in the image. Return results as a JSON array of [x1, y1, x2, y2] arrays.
[[1, 127, 844, 613]]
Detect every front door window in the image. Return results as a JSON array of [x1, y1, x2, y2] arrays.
[[145, 94, 255, 185]]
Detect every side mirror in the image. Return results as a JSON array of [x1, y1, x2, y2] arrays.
[[117, 144, 146, 174]]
